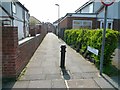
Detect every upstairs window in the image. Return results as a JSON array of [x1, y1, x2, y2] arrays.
[[12, 2, 16, 14], [81, 3, 93, 13]]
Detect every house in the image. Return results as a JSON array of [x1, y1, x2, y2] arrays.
[[58, 13, 97, 30], [30, 16, 41, 26], [53, 0, 120, 33], [75, 0, 120, 70], [75, 0, 120, 31], [0, 0, 30, 40], [29, 16, 42, 35]]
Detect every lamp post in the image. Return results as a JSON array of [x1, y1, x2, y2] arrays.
[[55, 4, 60, 38]]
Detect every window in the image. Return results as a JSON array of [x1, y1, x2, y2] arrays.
[[73, 20, 92, 29], [89, 3, 93, 13], [100, 21, 113, 29], [81, 3, 93, 13], [12, 2, 16, 14], [108, 23, 112, 29], [2, 19, 11, 26], [83, 21, 92, 28], [22, 10, 25, 19], [102, 22, 104, 28]]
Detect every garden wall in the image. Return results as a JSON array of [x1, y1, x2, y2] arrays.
[[2, 24, 47, 80]]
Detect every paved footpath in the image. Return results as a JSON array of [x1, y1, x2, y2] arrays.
[[6, 33, 118, 89]]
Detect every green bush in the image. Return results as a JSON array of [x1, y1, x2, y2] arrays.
[[64, 29, 119, 68]]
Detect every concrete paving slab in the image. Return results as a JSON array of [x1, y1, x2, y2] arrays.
[[72, 72, 99, 79], [67, 79, 100, 88], [19, 74, 46, 81], [46, 74, 62, 80], [13, 81, 29, 88], [79, 65, 99, 73], [93, 77, 114, 88], [52, 79, 66, 88], [27, 62, 42, 68], [28, 80, 51, 88], [25, 68, 43, 75], [42, 68, 60, 74]]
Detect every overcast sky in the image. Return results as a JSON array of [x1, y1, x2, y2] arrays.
[[18, 0, 89, 23]]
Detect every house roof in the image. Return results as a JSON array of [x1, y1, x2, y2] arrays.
[[13, 0, 29, 12], [30, 16, 41, 25], [75, 0, 105, 15], [53, 13, 96, 24], [75, 0, 94, 13]]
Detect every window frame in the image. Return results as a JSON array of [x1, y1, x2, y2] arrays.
[[72, 20, 92, 29], [12, 2, 16, 14]]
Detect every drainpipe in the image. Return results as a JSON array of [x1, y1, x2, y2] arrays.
[[11, 2, 14, 26], [96, 14, 98, 29]]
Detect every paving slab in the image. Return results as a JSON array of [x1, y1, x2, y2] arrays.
[[13, 81, 29, 88], [25, 68, 43, 75], [19, 74, 46, 81], [93, 77, 115, 88], [28, 80, 51, 88], [67, 79, 100, 88], [72, 72, 99, 79], [46, 74, 62, 80], [52, 79, 66, 88]]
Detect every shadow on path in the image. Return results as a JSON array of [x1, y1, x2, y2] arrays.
[[61, 68, 71, 80]]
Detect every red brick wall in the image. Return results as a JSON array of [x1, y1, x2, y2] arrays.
[[59, 17, 68, 29], [2, 27, 18, 78], [30, 25, 42, 36], [0, 27, 2, 78], [113, 19, 120, 31], [2, 24, 47, 79]]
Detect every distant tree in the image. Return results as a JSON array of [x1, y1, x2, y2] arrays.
[[30, 19, 36, 26]]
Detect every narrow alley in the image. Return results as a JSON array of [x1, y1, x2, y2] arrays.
[[3, 33, 115, 89]]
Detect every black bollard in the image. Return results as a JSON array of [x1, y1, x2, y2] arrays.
[[60, 45, 66, 69]]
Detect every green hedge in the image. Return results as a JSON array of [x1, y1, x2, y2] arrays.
[[64, 29, 120, 68]]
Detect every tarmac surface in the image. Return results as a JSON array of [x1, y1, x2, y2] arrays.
[[3, 33, 119, 89]]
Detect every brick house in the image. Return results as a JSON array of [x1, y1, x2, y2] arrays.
[[58, 13, 98, 30], [0, 0, 30, 40], [29, 16, 42, 35], [75, 0, 120, 31], [53, 0, 120, 35]]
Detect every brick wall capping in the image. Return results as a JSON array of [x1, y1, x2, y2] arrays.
[[18, 36, 34, 45]]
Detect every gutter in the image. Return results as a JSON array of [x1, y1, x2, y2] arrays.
[[75, 0, 94, 13]]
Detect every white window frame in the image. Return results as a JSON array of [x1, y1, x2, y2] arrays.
[[12, 2, 16, 14], [99, 19, 113, 29], [72, 20, 92, 29]]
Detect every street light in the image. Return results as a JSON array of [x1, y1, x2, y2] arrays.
[[55, 4, 60, 38]]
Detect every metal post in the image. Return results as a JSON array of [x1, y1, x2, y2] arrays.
[[58, 5, 60, 38], [100, 6, 108, 75], [60, 45, 66, 69], [55, 4, 60, 38]]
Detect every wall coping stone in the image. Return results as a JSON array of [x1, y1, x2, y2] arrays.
[[18, 36, 34, 45]]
